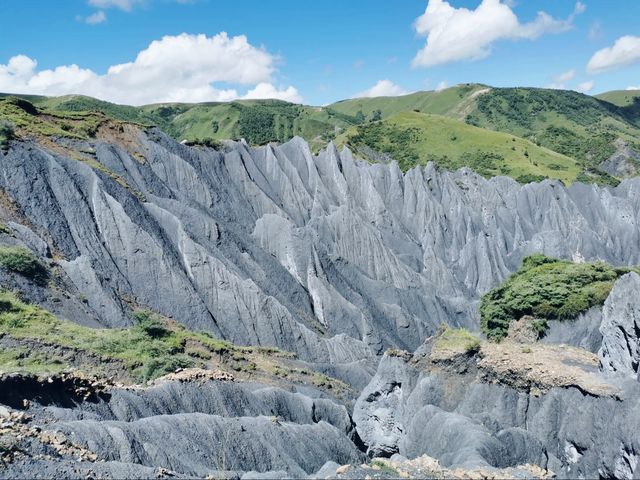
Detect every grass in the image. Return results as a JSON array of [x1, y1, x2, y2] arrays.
[[434, 326, 481, 354], [5, 85, 640, 183], [0, 346, 69, 375], [340, 111, 580, 182], [0, 291, 350, 396], [0, 96, 103, 140], [0, 119, 15, 152], [596, 89, 640, 107], [0, 246, 49, 285], [480, 254, 640, 341], [0, 290, 237, 382], [466, 88, 640, 181], [330, 84, 487, 121], [370, 459, 400, 476]]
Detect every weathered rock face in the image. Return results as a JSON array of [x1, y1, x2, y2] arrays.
[[1, 132, 640, 374], [2, 132, 640, 478], [2, 377, 365, 479], [599, 272, 640, 379], [354, 348, 640, 479]]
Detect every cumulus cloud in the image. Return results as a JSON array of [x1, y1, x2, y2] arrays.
[[353, 80, 408, 98], [627, 86, 640, 91], [84, 10, 107, 24], [412, 0, 584, 68], [587, 35, 640, 74], [0, 33, 303, 105], [575, 80, 594, 93], [547, 69, 575, 89], [242, 83, 302, 103]]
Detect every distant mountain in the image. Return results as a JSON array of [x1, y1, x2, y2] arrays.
[[2, 83, 639, 185], [596, 89, 640, 107]]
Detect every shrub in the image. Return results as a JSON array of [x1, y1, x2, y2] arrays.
[[139, 354, 195, 382], [0, 246, 48, 284], [0, 119, 15, 151], [480, 254, 637, 341], [515, 173, 546, 184], [132, 309, 169, 339], [436, 326, 481, 354]]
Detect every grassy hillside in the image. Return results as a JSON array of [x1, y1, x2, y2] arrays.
[[2, 85, 640, 184], [466, 88, 640, 184], [0, 289, 345, 393], [329, 83, 487, 121], [339, 111, 580, 183], [596, 89, 640, 107]]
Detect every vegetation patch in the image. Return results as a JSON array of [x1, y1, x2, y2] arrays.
[[342, 111, 580, 182], [0, 291, 238, 382], [434, 326, 481, 354], [0, 247, 48, 285], [0, 119, 15, 152], [0, 291, 349, 396], [480, 254, 639, 341]]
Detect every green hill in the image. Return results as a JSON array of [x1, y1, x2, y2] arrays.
[[596, 89, 640, 107], [338, 111, 580, 183], [2, 84, 640, 185], [329, 83, 488, 121]]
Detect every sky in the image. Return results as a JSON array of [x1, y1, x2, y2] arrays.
[[0, 0, 639, 106]]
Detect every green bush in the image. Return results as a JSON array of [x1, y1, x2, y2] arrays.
[[132, 309, 169, 339], [435, 326, 481, 353], [0, 247, 48, 284], [0, 119, 15, 151], [515, 173, 546, 184], [480, 254, 638, 341], [139, 354, 195, 382]]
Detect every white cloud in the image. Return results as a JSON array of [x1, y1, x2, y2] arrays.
[[412, 0, 584, 68], [88, 0, 142, 11], [84, 10, 107, 24], [435, 80, 448, 91], [353, 79, 408, 98], [0, 33, 302, 105], [587, 35, 640, 74], [575, 80, 594, 93], [242, 83, 302, 103], [627, 85, 640, 91], [547, 69, 575, 89]]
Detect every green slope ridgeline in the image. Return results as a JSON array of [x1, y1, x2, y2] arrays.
[[2, 84, 640, 185]]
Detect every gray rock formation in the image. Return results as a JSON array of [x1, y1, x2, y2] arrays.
[[599, 138, 640, 178], [3, 377, 365, 478], [599, 272, 640, 378], [543, 307, 603, 353], [1, 132, 640, 378], [354, 351, 640, 479], [2, 132, 640, 478]]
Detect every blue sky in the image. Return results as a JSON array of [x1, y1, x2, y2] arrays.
[[0, 0, 639, 105]]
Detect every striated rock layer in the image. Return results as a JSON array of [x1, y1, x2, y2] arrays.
[[2, 132, 640, 478], [1, 131, 640, 373]]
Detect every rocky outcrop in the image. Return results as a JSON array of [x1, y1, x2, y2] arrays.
[[353, 337, 640, 479], [2, 131, 640, 478], [2, 375, 365, 478], [599, 272, 640, 379], [1, 132, 640, 381], [599, 138, 640, 178]]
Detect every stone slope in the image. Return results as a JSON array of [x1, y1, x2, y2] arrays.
[[1, 131, 639, 377], [1, 131, 640, 478]]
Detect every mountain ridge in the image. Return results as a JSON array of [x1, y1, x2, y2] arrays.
[[2, 84, 639, 186]]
